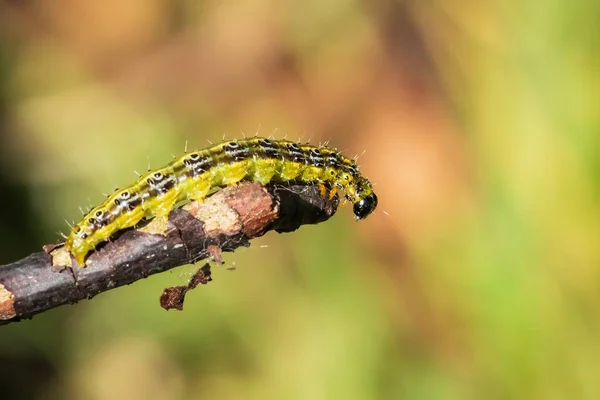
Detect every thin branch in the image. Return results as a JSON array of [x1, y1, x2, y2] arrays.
[[0, 182, 339, 324]]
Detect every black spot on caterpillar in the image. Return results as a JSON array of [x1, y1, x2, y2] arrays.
[[65, 137, 378, 266]]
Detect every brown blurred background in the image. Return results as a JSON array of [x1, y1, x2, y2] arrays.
[[0, 1, 598, 399]]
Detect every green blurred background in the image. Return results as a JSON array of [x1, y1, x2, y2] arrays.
[[0, 1, 597, 399]]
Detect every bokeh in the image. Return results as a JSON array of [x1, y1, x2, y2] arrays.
[[0, 1, 598, 399]]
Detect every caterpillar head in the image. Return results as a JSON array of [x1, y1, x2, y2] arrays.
[[352, 180, 378, 220], [353, 190, 377, 219]]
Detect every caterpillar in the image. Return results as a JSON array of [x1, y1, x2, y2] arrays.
[[65, 137, 378, 266]]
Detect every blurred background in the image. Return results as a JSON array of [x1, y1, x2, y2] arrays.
[[0, 0, 597, 399]]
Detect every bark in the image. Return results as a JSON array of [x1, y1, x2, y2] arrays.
[[0, 182, 339, 324]]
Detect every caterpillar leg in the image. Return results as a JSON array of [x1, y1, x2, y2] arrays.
[[219, 160, 249, 186], [339, 197, 350, 208], [318, 183, 328, 198], [328, 186, 338, 200], [138, 215, 171, 236], [317, 183, 338, 200], [251, 159, 277, 185], [140, 195, 178, 236]]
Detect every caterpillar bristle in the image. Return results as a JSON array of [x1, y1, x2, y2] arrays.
[[354, 149, 367, 162]]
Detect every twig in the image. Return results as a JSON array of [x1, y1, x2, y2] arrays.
[[0, 182, 339, 324]]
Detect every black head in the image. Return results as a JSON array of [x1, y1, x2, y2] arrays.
[[353, 192, 378, 220]]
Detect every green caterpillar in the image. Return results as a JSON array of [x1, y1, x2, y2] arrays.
[[65, 137, 378, 266]]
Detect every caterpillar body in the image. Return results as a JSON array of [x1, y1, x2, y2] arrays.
[[66, 137, 378, 266]]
